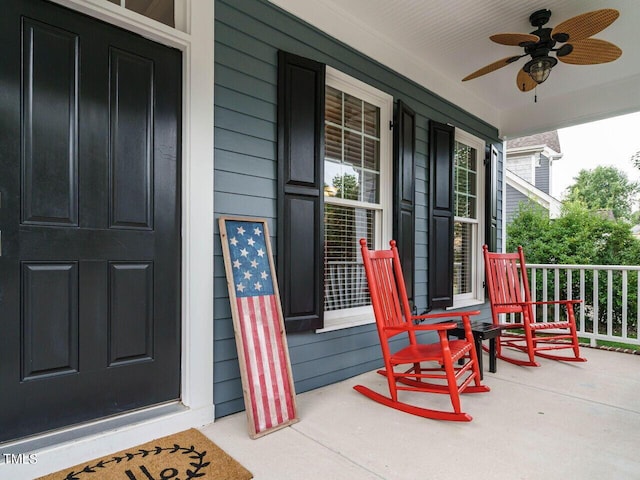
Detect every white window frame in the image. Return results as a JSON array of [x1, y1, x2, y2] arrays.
[[452, 129, 486, 308], [318, 67, 393, 332]]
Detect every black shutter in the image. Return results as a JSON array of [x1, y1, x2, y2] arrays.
[[393, 100, 416, 308], [485, 144, 499, 253], [428, 121, 455, 309], [277, 51, 325, 332]]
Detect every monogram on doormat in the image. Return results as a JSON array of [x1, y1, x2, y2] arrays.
[[37, 429, 252, 480]]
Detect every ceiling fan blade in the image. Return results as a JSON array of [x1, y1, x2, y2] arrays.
[[462, 56, 519, 81], [558, 38, 622, 65], [490, 33, 539, 46], [516, 68, 536, 92], [551, 9, 619, 42]]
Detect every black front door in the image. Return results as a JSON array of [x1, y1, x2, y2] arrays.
[[0, 0, 182, 442]]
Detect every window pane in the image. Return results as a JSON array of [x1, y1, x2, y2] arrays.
[[453, 222, 473, 295], [363, 137, 379, 171], [125, 0, 175, 27], [338, 172, 360, 201], [468, 196, 476, 219], [363, 101, 379, 136], [344, 94, 362, 131], [362, 171, 379, 203], [324, 205, 374, 311], [325, 86, 342, 125], [344, 130, 362, 167], [458, 167, 468, 195], [455, 197, 465, 218], [456, 143, 471, 169], [468, 170, 477, 196], [325, 124, 342, 161], [324, 161, 341, 197]]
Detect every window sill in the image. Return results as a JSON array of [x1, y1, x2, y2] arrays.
[[448, 298, 485, 310], [316, 313, 375, 333]]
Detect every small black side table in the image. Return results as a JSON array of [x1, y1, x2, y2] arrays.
[[449, 321, 504, 379]]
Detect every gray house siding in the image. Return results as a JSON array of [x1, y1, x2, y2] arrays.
[[213, 0, 502, 417], [505, 184, 531, 224], [535, 155, 551, 195]]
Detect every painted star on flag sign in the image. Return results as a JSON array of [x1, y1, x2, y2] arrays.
[[226, 221, 274, 297]]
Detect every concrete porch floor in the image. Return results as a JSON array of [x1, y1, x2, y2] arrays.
[[200, 347, 640, 480]]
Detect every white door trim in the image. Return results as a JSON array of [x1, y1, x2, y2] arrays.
[[1, 1, 215, 477]]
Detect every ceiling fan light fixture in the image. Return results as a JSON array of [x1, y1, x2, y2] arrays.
[[524, 56, 557, 84], [461, 8, 621, 93]]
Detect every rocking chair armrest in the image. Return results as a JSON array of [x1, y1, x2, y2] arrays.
[[384, 322, 458, 334], [413, 322, 458, 331], [410, 310, 481, 323]]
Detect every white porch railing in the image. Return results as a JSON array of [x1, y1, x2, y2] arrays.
[[324, 260, 640, 346], [526, 263, 640, 347]]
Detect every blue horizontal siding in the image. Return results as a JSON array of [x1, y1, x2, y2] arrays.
[[215, 85, 275, 121], [213, 0, 502, 418]]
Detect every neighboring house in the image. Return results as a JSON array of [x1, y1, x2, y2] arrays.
[[504, 132, 563, 240], [1, 0, 504, 474]]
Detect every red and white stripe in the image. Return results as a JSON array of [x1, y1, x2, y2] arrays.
[[237, 295, 296, 434]]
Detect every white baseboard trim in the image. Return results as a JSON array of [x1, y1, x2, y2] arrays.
[[0, 404, 216, 478]]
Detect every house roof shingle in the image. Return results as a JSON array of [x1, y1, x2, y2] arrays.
[[506, 131, 561, 154]]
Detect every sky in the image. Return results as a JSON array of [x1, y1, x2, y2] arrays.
[[552, 111, 640, 200]]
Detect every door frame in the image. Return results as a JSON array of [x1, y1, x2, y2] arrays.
[[2, 1, 215, 476]]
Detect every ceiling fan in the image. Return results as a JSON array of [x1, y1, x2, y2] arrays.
[[462, 8, 622, 92]]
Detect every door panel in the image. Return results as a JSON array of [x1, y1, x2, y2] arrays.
[[109, 48, 154, 230], [22, 262, 79, 380], [108, 262, 154, 366], [0, 0, 182, 442], [21, 19, 79, 226]]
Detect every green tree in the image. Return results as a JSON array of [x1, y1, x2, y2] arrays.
[[565, 166, 639, 220], [507, 201, 640, 336], [631, 150, 640, 171], [505, 201, 555, 261]]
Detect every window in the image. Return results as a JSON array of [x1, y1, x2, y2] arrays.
[[453, 130, 485, 306], [321, 68, 392, 330], [106, 0, 184, 29]]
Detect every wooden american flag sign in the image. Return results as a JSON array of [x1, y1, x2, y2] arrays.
[[218, 216, 298, 438]]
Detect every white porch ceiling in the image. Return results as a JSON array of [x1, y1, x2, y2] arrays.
[[269, 0, 640, 138]]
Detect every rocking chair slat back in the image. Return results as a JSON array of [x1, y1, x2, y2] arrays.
[[486, 251, 530, 306], [362, 241, 414, 340]]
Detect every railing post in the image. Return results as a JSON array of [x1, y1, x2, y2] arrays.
[[637, 272, 640, 341], [531, 267, 537, 321], [607, 270, 613, 338], [554, 268, 560, 322], [592, 270, 598, 347], [579, 269, 585, 334], [622, 270, 628, 339], [542, 267, 548, 323]]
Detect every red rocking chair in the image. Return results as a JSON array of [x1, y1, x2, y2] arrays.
[[483, 245, 587, 367], [355, 239, 489, 422]]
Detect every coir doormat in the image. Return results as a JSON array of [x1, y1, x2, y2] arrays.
[[38, 428, 253, 480]]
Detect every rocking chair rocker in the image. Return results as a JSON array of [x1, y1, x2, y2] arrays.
[[483, 245, 587, 367], [355, 239, 489, 422]]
